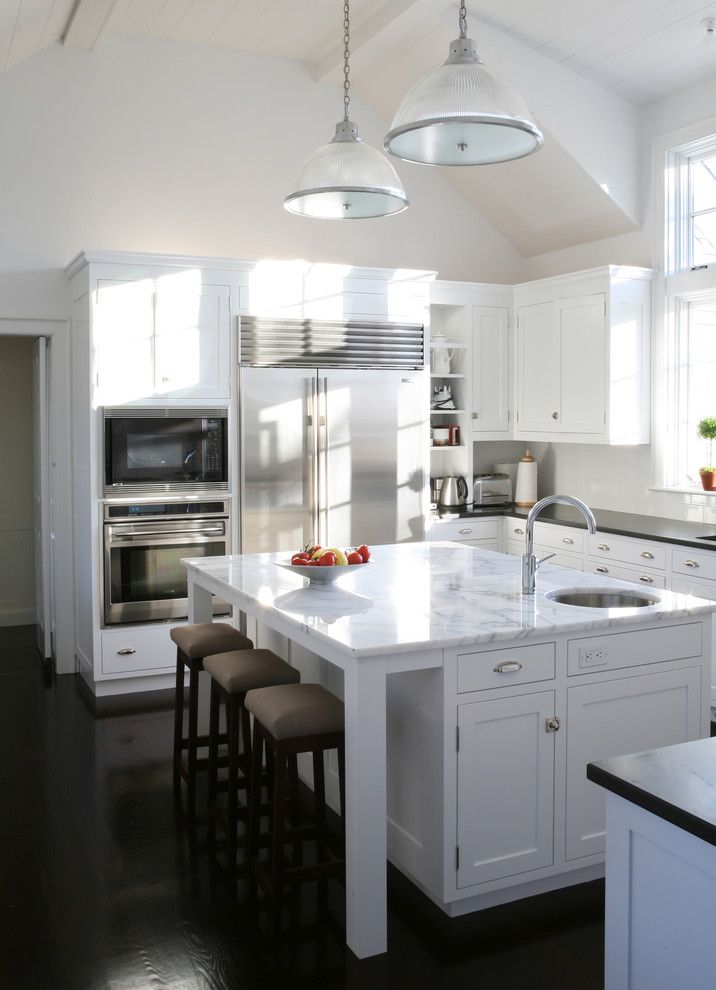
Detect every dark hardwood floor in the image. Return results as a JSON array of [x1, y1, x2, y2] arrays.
[[0, 626, 605, 989]]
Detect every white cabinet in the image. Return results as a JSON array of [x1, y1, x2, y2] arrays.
[[514, 266, 651, 445], [471, 305, 510, 436], [565, 665, 702, 861], [94, 276, 231, 404], [457, 691, 555, 885]]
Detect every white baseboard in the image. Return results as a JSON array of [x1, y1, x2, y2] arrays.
[[0, 604, 36, 627]]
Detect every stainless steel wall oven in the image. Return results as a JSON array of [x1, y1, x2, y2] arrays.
[[103, 498, 230, 625]]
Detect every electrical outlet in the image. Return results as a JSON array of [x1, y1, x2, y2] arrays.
[[579, 645, 609, 667]]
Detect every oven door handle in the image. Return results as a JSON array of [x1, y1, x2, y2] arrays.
[[106, 525, 226, 543]]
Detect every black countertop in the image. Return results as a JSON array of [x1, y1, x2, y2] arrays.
[[432, 503, 716, 551], [587, 737, 716, 847]]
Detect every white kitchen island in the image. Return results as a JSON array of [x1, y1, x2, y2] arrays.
[[183, 543, 716, 960]]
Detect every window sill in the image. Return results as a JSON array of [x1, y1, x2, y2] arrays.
[[648, 486, 716, 497]]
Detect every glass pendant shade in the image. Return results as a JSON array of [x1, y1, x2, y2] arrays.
[[385, 38, 543, 166], [284, 120, 408, 219]]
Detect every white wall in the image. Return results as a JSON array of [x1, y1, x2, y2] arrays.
[[0, 33, 524, 313], [0, 337, 35, 625]]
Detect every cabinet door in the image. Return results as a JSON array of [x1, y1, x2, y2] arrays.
[[517, 302, 560, 432], [154, 282, 231, 399], [94, 278, 156, 404], [559, 294, 606, 434], [565, 666, 702, 861], [457, 691, 555, 887], [471, 305, 510, 434]]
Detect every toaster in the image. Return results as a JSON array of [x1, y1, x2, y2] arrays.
[[472, 473, 512, 506]]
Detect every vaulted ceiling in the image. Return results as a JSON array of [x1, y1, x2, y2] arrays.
[[2, 0, 716, 256]]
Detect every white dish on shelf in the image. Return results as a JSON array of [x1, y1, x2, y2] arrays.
[[275, 560, 370, 584]]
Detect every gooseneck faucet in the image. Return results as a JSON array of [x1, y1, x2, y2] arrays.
[[522, 495, 597, 594]]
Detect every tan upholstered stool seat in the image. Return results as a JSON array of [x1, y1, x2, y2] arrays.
[[245, 683, 344, 741], [170, 622, 252, 660], [204, 650, 299, 695]]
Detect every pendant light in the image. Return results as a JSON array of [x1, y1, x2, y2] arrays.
[[284, 1, 408, 219], [384, 1, 543, 167]]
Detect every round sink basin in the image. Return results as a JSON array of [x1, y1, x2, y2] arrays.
[[546, 589, 658, 609]]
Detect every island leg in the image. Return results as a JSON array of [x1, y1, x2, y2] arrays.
[[187, 574, 213, 624], [343, 658, 388, 959]]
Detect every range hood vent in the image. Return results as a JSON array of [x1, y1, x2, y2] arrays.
[[239, 316, 424, 369]]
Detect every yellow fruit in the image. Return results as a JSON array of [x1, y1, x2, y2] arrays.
[[310, 547, 324, 560], [324, 547, 348, 565]]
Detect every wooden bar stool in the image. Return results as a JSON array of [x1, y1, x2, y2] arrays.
[[170, 622, 253, 817], [204, 649, 301, 869], [245, 683, 345, 936]]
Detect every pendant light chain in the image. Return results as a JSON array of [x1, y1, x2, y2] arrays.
[[343, 0, 351, 121], [458, 0, 467, 39]]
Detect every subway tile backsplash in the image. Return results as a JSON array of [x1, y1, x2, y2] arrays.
[[474, 441, 716, 525]]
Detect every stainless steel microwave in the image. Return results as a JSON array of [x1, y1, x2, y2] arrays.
[[103, 408, 228, 496]]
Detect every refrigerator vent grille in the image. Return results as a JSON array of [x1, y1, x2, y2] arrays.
[[239, 317, 424, 369]]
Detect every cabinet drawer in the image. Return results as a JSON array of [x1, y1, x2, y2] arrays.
[[101, 625, 177, 677], [458, 642, 556, 693], [585, 559, 666, 589], [507, 541, 583, 571], [567, 622, 702, 676], [671, 547, 716, 582], [431, 518, 500, 543], [533, 521, 584, 554], [505, 518, 528, 542], [670, 574, 716, 603], [587, 533, 666, 570]]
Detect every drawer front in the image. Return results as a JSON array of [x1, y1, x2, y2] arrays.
[[431, 518, 500, 543], [587, 533, 666, 571], [101, 624, 178, 677], [457, 642, 556, 693], [670, 574, 716, 603], [464, 538, 499, 551], [585, 559, 666, 589], [533, 521, 585, 554], [567, 622, 702, 676], [506, 519, 528, 542], [507, 541, 583, 571], [671, 547, 716, 582]]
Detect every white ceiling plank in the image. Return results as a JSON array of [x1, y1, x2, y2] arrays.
[[114, 0, 168, 35], [170, 0, 236, 44], [145, 0, 194, 39], [6, 0, 57, 68], [39, 0, 75, 48], [205, 0, 262, 48], [63, 0, 124, 48], [0, 0, 22, 71]]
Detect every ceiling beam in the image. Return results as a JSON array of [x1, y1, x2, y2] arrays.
[[311, 0, 447, 83], [63, 0, 125, 50]]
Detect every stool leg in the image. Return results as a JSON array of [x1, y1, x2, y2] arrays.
[[248, 721, 263, 903], [239, 696, 252, 774], [186, 661, 200, 818], [207, 680, 220, 854], [313, 750, 328, 865], [270, 744, 287, 937], [226, 695, 240, 871], [172, 650, 185, 792], [337, 741, 346, 853]]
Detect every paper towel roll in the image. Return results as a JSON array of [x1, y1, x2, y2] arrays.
[[515, 449, 537, 508]]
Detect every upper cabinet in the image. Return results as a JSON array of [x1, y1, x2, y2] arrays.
[[471, 305, 511, 436], [94, 275, 231, 405], [514, 266, 651, 445]]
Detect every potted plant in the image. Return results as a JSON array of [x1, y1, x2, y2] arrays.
[[697, 417, 716, 491]]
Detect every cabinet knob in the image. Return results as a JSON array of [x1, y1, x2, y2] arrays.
[[640, 550, 655, 560], [562, 537, 574, 545], [545, 716, 560, 733], [117, 648, 136, 656], [161, 376, 170, 383], [552, 411, 559, 420], [493, 660, 523, 674], [597, 543, 610, 551], [683, 559, 700, 568], [471, 412, 478, 419], [596, 566, 609, 574]]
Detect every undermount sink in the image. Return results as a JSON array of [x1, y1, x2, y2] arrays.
[[546, 589, 658, 609]]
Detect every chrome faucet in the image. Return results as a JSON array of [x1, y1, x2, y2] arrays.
[[521, 495, 597, 594]]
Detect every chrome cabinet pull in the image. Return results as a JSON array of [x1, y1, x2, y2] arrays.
[[513, 527, 524, 535], [545, 716, 560, 733], [493, 660, 523, 673], [117, 648, 136, 656], [458, 527, 473, 535], [639, 575, 654, 583], [596, 566, 609, 574], [597, 543, 610, 551], [552, 412, 559, 420], [562, 537, 574, 545], [471, 412, 478, 419], [684, 559, 700, 568], [640, 551, 654, 560]]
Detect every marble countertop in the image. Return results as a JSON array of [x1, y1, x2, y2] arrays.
[[183, 543, 716, 659], [588, 737, 716, 847]]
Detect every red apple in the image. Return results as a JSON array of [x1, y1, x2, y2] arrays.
[[347, 551, 363, 565]]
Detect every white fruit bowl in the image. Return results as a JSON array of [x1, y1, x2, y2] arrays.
[[274, 560, 370, 585]]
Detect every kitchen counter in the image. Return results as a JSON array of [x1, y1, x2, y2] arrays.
[[433, 503, 716, 551], [182, 543, 716, 658], [588, 736, 716, 847]]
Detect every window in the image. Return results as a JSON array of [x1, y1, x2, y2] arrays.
[[671, 298, 716, 486], [689, 155, 716, 267]]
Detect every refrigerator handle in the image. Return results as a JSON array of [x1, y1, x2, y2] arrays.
[[310, 375, 320, 545], [320, 376, 329, 547]]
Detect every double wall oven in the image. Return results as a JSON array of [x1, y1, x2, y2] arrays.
[[103, 409, 230, 625]]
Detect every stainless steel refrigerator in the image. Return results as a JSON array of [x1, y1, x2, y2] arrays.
[[239, 317, 428, 554]]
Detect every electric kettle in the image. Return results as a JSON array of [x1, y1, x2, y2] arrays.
[[437, 475, 468, 509]]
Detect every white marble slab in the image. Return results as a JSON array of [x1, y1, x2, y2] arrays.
[[183, 543, 716, 658]]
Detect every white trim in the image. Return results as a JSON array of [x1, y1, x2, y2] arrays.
[[0, 318, 74, 675]]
